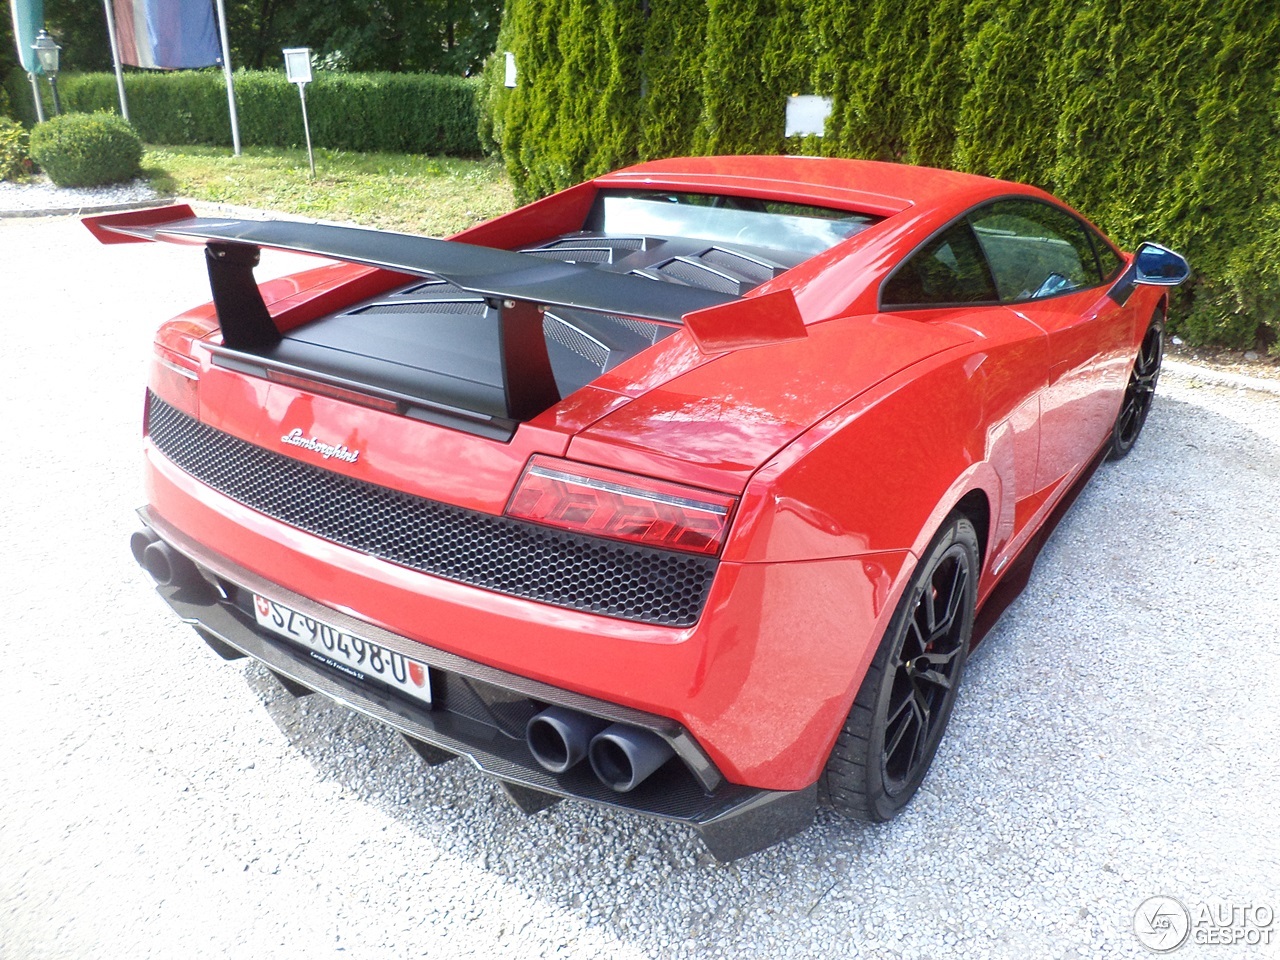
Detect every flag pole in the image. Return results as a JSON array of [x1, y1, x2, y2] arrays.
[[212, 0, 241, 156], [27, 71, 44, 122], [100, 0, 129, 120], [12, 0, 47, 121]]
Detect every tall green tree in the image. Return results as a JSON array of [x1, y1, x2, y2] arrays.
[[33, 0, 500, 74], [231, 0, 502, 73], [0, 10, 13, 117], [43, 0, 112, 72], [1180, 0, 1280, 345], [903, 0, 967, 167], [695, 0, 782, 154], [952, 0, 1067, 188], [840, 0, 934, 162], [638, 0, 706, 159], [502, 0, 642, 200], [807, 0, 870, 155]]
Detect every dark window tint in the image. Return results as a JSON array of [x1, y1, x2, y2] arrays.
[[1089, 230, 1125, 281], [968, 199, 1103, 302], [881, 221, 998, 307]]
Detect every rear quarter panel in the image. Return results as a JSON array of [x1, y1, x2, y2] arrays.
[[734, 310, 1049, 568]]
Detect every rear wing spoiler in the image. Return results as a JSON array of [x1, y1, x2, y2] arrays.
[[84, 204, 806, 424]]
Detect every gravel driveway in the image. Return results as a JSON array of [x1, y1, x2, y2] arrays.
[[2, 214, 1277, 960]]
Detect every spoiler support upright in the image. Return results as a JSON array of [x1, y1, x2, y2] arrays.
[[85, 204, 805, 430], [205, 241, 281, 351]]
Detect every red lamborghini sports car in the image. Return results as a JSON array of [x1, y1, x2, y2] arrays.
[[88, 156, 1188, 860]]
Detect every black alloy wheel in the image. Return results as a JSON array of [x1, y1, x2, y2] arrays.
[[1107, 317, 1163, 461], [823, 514, 979, 822]]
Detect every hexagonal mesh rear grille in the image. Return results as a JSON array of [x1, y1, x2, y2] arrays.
[[146, 393, 715, 626]]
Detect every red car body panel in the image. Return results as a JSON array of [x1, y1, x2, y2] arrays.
[[96, 156, 1172, 855]]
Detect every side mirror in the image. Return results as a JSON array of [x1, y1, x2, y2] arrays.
[[1133, 242, 1190, 286]]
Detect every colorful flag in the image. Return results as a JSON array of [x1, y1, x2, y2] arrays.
[[8, 0, 45, 74], [112, 0, 220, 70]]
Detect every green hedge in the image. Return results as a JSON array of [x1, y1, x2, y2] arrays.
[[487, 0, 1280, 348], [4, 69, 483, 156], [498, 0, 645, 202], [0, 116, 27, 179], [638, 0, 707, 160]]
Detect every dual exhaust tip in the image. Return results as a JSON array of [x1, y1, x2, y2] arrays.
[[132, 529, 674, 793], [130, 529, 207, 593], [526, 706, 674, 793]]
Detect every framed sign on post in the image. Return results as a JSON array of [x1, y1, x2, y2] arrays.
[[784, 95, 832, 138], [283, 47, 316, 176]]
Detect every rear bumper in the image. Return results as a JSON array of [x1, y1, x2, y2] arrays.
[[143, 424, 909, 790], [138, 506, 816, 861]]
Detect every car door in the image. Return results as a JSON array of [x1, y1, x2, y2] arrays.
[[880, 217, 1047, 556], [967, 199, 1132, 491]]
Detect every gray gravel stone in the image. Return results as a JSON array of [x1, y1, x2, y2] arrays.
[[2, 216, 1278, 960], [0, 175, 159, 216]]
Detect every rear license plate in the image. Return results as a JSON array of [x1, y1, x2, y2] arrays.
[[252, 594, 431, 705]]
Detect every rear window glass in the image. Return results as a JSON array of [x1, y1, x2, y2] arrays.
[[586, 190, 879, 258]]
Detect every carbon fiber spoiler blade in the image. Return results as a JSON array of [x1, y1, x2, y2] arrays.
[[84, 205, 805, 436], [85, 205, 737, 323]]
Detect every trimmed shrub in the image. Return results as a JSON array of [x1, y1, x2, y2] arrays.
[[28, 112, 143, 187], [0, 116, 29, 180], [3, 69, 483, 156]]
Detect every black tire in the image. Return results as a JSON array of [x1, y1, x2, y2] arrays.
[[823, 514, 979, 822], [1106, 317, 1163, 461]]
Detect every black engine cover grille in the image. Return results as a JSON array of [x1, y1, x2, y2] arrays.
[[146, 393, 715, 627]]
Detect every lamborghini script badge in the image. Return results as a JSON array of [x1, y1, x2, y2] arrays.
[[280, 428, 360, 464]]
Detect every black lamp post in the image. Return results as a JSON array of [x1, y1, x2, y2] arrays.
[[32, 29, 62, 116]]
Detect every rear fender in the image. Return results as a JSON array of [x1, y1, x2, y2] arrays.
[[733, 348, 1006, 565]]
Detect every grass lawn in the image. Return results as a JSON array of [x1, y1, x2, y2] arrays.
[[142, 145, 516, 236]]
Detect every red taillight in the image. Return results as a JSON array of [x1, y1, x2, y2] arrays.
[[507, 456, 736, 556], [148, 345, 200, 419]]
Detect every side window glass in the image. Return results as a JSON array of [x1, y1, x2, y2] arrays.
[[1089, 229, 1124, 281], [968, 199, 1103, 303], [881, 221, 998, 307]]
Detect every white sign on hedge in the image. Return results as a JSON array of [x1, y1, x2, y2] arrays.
[[785, 95, 832, 137]]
